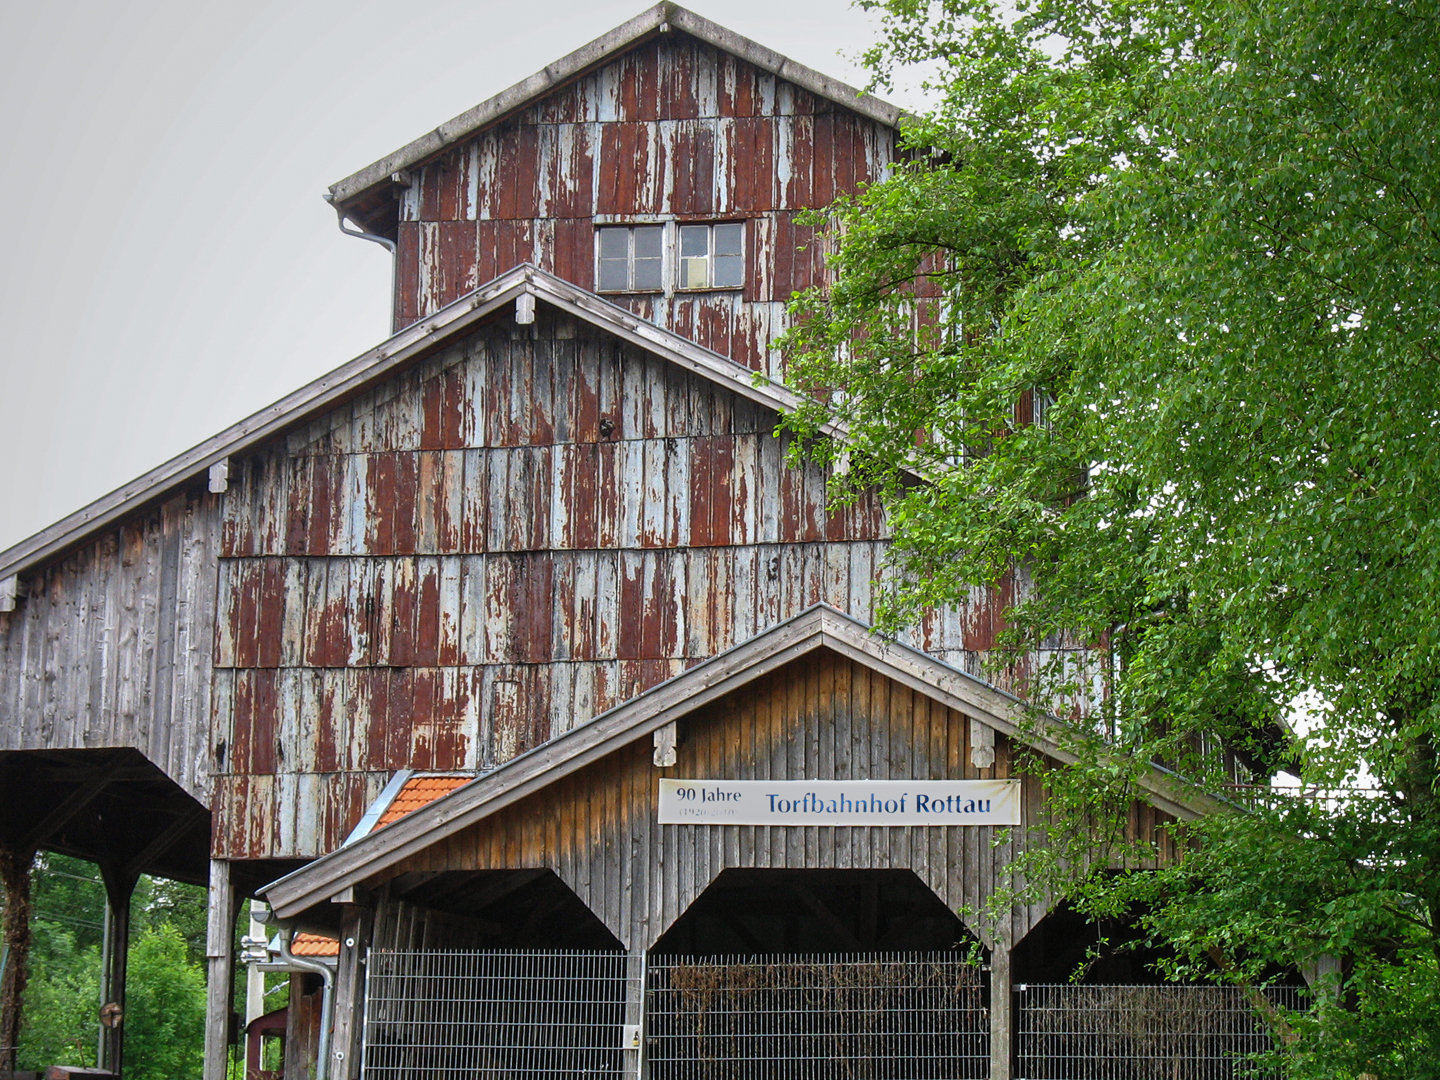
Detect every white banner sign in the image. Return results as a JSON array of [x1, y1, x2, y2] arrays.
[[657, 779, 1022, 826]]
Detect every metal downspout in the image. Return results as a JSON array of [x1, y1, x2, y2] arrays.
[[329, 205, 396, 254], [326, 201, 400, 333], [275, 927, 337, 1080]]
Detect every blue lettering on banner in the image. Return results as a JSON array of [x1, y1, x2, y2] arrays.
[[660, 779, 1019, 826]]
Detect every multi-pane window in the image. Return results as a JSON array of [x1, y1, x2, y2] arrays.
[[597, 225, 663, 292], [678, 222, 744, 289], [596, 222, 745, 293]]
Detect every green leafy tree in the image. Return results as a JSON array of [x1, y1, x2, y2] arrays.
[[8, 858, 211, 1074], [781, 0, 1440, 1074], [122, 923, 206, 1080], [17, 921, 100, 1069]]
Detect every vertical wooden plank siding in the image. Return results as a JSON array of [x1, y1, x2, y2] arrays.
[[0, 30, 1105, 879], [0, 487, 222, 801]]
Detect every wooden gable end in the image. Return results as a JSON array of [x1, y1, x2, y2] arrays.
[[210, 302, 1024, 861], [395, 30, 896, 374], [364, 647, 1177, 952]]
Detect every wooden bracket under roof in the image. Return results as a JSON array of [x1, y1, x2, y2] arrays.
[[0, 574, 26, 613]]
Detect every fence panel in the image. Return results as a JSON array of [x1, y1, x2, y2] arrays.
[[361, 948, 632, 1079], [1015, 983, 1305, 1080], [647, 952, 990, 1080]]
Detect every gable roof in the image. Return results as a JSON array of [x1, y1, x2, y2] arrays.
[[261, 603, 1221, 920], [0, 264, 828, 586], [327, 3, 904, 234]]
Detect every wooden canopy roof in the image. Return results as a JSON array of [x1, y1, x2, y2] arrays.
[[261, 604, 1219, 920]]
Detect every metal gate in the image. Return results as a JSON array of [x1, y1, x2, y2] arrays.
[[1015, 984, 1305, 1080], [361, 949, 633, 1079], [646, 952, 990, 1080]]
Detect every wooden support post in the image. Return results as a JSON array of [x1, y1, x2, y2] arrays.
[[622, 951, 647, 1080], [990, 941, 1013, 1080], [0, 846, 35, 1075], [203, 860, 236, 1080], [97, 864, 136, 1076], [328, 906, 372, 1080]]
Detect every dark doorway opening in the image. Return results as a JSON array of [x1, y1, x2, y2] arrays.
[[1014, 902, 1169, 985], [386, 867, 624, 950], [652, 868, 974, 955]]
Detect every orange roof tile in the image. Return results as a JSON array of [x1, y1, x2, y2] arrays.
[[376, 774, 472, 828], [291, 932, 339, 957]]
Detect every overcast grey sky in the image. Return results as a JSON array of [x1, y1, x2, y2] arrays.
[[0, 0, 903, 554]]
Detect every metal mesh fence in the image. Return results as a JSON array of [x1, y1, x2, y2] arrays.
[[1015, 983, 1306, 1080], [361, 949, 632, 1079], [646, 952, 990, 1080]]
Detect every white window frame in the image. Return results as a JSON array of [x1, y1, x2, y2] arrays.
[[594, 220, 746, 295], [674, 221, 746, 293], [595, 223, 666, 294]]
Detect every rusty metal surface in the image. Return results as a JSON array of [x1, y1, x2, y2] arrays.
[[0, 30, 1064, 866], [391, 33, 894, 376]]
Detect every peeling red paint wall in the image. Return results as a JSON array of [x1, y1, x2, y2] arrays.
[[392, 33, 895, 376]]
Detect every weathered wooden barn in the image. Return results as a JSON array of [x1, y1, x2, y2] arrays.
[[0, 6, 1268, 1080]]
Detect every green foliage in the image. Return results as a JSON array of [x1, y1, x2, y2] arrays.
[[781, 0, 1440, 1074], [17, 921, 100, 1069], [122, 923, 207, 1080], [9, 857, 211, 1074]]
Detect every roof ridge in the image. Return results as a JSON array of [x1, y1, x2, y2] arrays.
[[326, 3, 903, 217]]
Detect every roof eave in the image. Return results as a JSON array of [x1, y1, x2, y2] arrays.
[[0, 265, 818, 584]]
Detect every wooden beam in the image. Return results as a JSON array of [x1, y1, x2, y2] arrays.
[[652, 722, 678, 767], [0, 847, 34, 1074], [96, 866, 136, 1076], [121, 805, 207, 882], [328, 906, 372, 1080], [990, 942, 1013, 1080], [0, 575, 24, 613], [202, 860, 236, 1080]]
